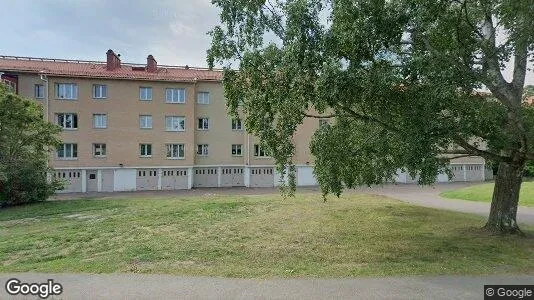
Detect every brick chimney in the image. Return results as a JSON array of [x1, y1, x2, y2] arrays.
[[106, 49, 121, 71], [147, 55, 157, 73]]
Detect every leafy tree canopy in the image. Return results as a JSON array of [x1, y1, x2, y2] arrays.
[[208, 0, 534, 199], [0, 84, 62, 207]]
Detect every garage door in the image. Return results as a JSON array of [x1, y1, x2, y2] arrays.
[[297, 167, 316, 186], [136, 169, 158, 190], [101, 170, 114, 192], [193, 168, 218, 188], [55, 170, 82, 193], [450, 165, 465, 182], [436, 172, 449, 183], [465, 164, 482, 181], [250, 167, 274, 187], [220, 168, 244, 187], [161, 169, 188, 190], [86, 170, 98, 192]]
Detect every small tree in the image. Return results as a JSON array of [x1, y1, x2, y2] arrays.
[[208, 0, 534, 235], [0, 84, 62, 207]]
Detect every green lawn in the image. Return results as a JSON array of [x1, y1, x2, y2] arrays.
[[440, 182, 534, 207], [1, 193, 534, 278]]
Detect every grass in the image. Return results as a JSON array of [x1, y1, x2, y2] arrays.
[[1, 193, 534, 278], [440, 182, 534, 207]]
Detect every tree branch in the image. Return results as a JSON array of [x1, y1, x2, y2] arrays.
[[302, 113, 336, 119], [479, 9, 515, 108], [263, 0, 285, 38], [453, 135, 511, 162], [447, 154, 477, 160], [338, 105, 404, 134], [512, 41, 529, 98], [438, 150, 471, 155]]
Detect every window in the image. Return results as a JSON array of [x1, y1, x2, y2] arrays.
[[197, 92, 210, 104], [34, 84, 44, 99], [232, 118, 243, 130], [232, 144, 243, 156], [165, 88, 186, 103], [140, 144, 152, 157], [254, 144, 270, 157], [197, 144, 209, 156], [93, 143, 106, 157], [139, 87, 152, 101], [93, 84, 108, 99], [55, 83, 78, 100], [165, 116, 185, 131], [89, 174, 96, 180], [57, 143, 77, 159], [197, 118, 209, 130], [166, 144, 185, 159], [93, 114, 108, 128], [139, 115, 152, 129], [55, 113, 78, 129], [319, 119, 329, 127]]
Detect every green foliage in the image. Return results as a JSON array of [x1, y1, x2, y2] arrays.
[[0, 84, 62, 207], [525, 161, 534, 177], [208, 0, 534, 197]]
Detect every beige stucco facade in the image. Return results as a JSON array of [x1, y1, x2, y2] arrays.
[[1, 54, 491, 193]]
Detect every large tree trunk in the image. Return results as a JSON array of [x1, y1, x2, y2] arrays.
[[484, 161, 524, 235]]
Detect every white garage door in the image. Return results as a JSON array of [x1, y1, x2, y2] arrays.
[[297, 166, 317, 186]]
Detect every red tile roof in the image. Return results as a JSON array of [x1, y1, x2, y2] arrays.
[[0, 55, 223, 82]]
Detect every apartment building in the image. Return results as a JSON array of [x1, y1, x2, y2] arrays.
[[0, 50, 492, 193]]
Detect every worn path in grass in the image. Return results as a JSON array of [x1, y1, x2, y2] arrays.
[[54, 182, 534, 225], [366, 183, 534, 226], [1, 273, 533, 300]]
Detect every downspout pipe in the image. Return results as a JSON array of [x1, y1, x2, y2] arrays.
[[39, 72, 49, 122], [40, 73, 51, 174]]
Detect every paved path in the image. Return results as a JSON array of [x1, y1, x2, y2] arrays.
[[360, 183, 534, 225], [1, 273, 533, 300]]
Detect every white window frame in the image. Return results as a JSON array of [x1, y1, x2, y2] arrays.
[[165, 116, 186, 132], [232, 144, 243, 156], [166, 144, 185, 159], [55, 113, 78, 130], [197, 118, 209, 130], [139, 87, 152, 101], [139, 115, 153, 129], [34, 84, 45, 99], [55, 83, 78, 100], [93, 114, 108, 129], [254, 144, 270, 157], [232, 118, 243, 130], [197, 91, 210, 104], [93, 143, 107, 157], [197, 144, 209, 156], [93, 84, 108, 99], [165, 88, 186, 104], [56, 143, 78, 159], [140, 144, 152, 157]]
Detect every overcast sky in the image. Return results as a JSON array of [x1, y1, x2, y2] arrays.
[[0, 0, 219, 67], [0, 0, 532, 85]]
